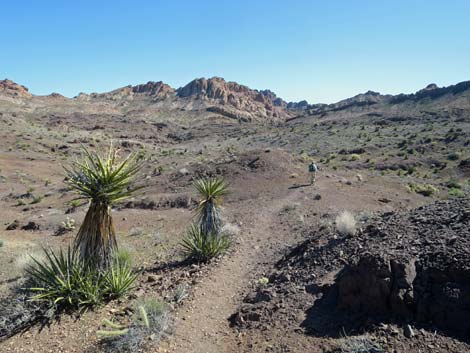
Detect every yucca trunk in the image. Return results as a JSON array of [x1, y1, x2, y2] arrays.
[[74, 201, 117, 269], [200, 200, 221, 236]]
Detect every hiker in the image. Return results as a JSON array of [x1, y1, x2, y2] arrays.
[[308, 162, 318, 185]]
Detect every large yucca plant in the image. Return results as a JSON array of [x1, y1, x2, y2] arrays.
[[194, 177, 228, 236], [64, 145, 143, 269]]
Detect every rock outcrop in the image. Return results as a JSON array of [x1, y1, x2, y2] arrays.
[[177, 77, 294, 121], [0, 79, 32, 98]]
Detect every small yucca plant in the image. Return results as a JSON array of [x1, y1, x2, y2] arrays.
[[194, 177, 228, 235], [26, 246, 139, 310], [181, 224, 230, 261], [64, 145, 144, 269], [25, 246, 103, 309]]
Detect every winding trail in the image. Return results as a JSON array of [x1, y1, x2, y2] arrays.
[[162, 183, 319, 353]]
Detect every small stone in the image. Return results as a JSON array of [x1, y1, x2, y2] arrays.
[[6, 220, 19, 230], [178, 168, 189, 176], [404, 324, 415, 338], [147, 274, 159, 283]]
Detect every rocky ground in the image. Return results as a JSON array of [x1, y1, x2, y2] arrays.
[[0, 77, 468, 352], [231, 198, 470, 352]]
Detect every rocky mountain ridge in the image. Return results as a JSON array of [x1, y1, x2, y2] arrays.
[[2, 77, 470, 121]]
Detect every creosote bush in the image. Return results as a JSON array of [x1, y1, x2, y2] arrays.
[[336, 211, 357, 237], [407, 183, 438, 197]]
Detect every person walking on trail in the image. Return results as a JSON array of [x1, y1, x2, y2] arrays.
[[309, 161, 318, 185]]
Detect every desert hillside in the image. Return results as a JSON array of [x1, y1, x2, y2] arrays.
[[0, 77, 469, 353]]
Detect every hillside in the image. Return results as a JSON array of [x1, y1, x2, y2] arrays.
[[0, 77, 469, 353]]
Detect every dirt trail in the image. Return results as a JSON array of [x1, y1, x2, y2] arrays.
[[163, 182, 318, 353], [161, 175, 325, 353]]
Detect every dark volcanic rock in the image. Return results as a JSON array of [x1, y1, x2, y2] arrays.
[[331, 198, 470, 335], [232, 198, 470, 340]]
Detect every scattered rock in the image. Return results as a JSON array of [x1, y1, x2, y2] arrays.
[[147, 274, 159, 283], [21, 221, 40, 231], [6, 220, 19, 230]]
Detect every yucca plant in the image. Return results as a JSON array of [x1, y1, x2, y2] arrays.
[[194, 177, 228, 235], [181, 224, 230, 261], [26, 246, 139, 310], [104, 256, 139, 299], [25, 246, 102, 309], [64, 145, 144, 269]]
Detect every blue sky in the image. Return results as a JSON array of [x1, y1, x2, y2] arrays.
[[1, 0, 469, 103]]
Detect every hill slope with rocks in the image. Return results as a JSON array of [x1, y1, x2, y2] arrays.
[[0, 76, 468, 353]]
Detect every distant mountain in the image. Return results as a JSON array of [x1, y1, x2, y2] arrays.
[[304, 81, 470, 115], [1, 77, 469, 122]]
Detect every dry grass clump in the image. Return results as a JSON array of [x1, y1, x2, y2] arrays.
[[335, 211, 357, 237]]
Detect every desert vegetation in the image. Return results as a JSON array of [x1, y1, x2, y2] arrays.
[[64, 145, 144, 269], [0, 77, 468, 353], [181, 177, 231, 261]]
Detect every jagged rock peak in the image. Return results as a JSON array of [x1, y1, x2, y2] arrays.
[[177, 77, 293, 120], [177, 77, 252, 99], [0, 79, 32, 98], [131, 81, 175, 97]]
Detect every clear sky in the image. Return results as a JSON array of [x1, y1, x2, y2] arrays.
[[1, 0, 469, 103]]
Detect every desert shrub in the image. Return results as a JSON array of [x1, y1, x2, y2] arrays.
[[181, 225, 230, 262], [0, 292, 55, 340], [68, 199, 81, 208], [98, 297, 171, 352], [447, 152, 461, 161], [31, 195, 43, 204], [0, 240, 3, 248], [173, 284, 189, 304], [56, 216, 76, 235], [448, 188, 465, 198], [446, 180, 461, 189], [335, 211, 357, 237], [407, 183, 438, 197], [25, 246, 138, 311], [349, 154, 360, 161]]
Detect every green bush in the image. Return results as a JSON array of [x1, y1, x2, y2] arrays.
[[26, 246, 138, 311], [181, 225, 230, 262], [446, 180, 462, 189], [349, 154, 360, 161], [407, 183, 438, 197], [448, 188, 465, 198]]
